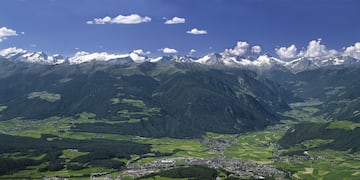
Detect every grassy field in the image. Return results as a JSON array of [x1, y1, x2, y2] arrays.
[[205, 132, 236, 140], [276, 150, 360, 180], [27, 91, 61, 102], [289, 100, 323, 107], [1, 100, 360, 179], [300, 139, 334, 149], [121, 98, 146, 108], [140, 176, 188, 180], [0, 111, 214, 178], [110, 98, 121, 104], [275, 100, 360, 179], [1, 165, 105, 179], [131, 137, 214, 159], [0, 152, 46, 161], [224, 128, 284, 164], [61, 149, 89, 160], [0, 105, 7, 112], [282, 100, 329, 123], [326, 120, 360, 130]]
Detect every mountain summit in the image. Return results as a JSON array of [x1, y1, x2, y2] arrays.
[[1, 47, 360, 73]]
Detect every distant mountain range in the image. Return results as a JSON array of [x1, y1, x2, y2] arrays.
[[1, 47, 360, 73]]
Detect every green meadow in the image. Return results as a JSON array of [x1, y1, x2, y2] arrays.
[[1, 100, 360, 179], [28, 91, 61, 102]]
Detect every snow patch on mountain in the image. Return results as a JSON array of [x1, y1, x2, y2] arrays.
[[0, 47, 65, 64], [68, 51, 130, 64], [195, 53, 223, 65], [1, 43, 360, 73]]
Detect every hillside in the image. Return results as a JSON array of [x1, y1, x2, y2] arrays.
[[0, 60, 360, 179], [279, 121, 360, 152], [0, 60, 290, 138], [270, 66, 360, 122]]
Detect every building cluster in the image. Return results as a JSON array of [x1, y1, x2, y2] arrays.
[[118, 157, 285, 179]]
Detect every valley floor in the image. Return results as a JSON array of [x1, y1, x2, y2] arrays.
[[1, 100, 360, 180]]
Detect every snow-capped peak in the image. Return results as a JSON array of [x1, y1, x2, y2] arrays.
[[1, 47, 360, 73], [0, 47, 65, 64], [68, 51, 130, 64], [195, 53, 223, 65]]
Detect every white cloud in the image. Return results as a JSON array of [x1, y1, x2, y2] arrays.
[[0, 47, 27, 57], [132, 49, 150, 55], [300, 39, 338, 58], [343, 42, 360, 59], [0, 27, 18, 42], [189, 49, 196, 55], [164, 17, 185, 24], [251, 45, 262, 54], [186, 28, 207, 35], [275, 44, 298, 59], [130, 49, 149, 63], [328, 49, 338, 56], [161, 48, 178, 54], [69, 51, 129, 64], [303, 39, 327, 58], [223, 41, 249, 56], [129, 52, 146, 63], [87, 14, 151, 24], [276, 39, 338, 59]]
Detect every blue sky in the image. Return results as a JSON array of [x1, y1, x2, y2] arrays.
[[0, 0, 359, 57]]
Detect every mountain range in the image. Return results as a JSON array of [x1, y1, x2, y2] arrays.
[[1, 45, 360, 178], [0, 59, 292, 138], [1, 47, 360, 73], [1, 46, 359, 137]]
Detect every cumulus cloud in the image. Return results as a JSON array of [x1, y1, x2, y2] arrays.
[[87, 14, 151, 24], [160, 48, 178, 54], [186, 28, 207, 35], [132, 49, 150, 55], [276, 39, 338, 59], [129, 49, 149, 63], [129, 53, 146, 63], [251, 45, 262, 54], [296, 39, 338, 59], [223, 41, 249, 56], [275, 44, 298, 59], [0, 47, 27, 57], [343, 42, 360, 59], [189, 49, 196, 55], [302, 39, 334, 58], [0, 27, 18, 42], [164, 17, 185, 24]]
